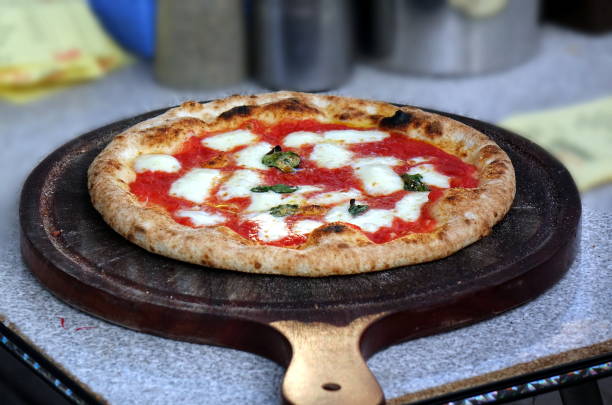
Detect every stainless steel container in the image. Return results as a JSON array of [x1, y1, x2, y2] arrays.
[[370, 0, 541, 75], [252, 0, 353, 91], [155, 0, 247, 89]]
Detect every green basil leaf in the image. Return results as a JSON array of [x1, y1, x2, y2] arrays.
[[401, 173, 430, 191], [269, 204, 299, 217], [262, 149, 301, 173], [269, 184, 298, 193], [348, 199, 369, 217], [250, 184, 298, 194], [250, 186, 271, 193]]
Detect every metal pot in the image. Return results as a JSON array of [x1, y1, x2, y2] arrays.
[[370, 0, 541, 75], [252, 0, 354, 91]]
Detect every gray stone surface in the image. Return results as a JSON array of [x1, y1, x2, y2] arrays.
[[1, 25, 611, 404]]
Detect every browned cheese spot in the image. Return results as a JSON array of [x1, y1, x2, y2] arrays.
[[297, 205, 327, 216], [202, 154, 230, 168], [336, 243, 350, 249]]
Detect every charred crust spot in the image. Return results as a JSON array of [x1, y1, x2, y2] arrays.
[[409, 117, 425, 129], [266, 98, 320, 114], [249, 95, 257, 98], [322, 224, 346, 233], [180, 101, 200, 110], [379, 110, 413, 129], [133, 225, 146, 234], [335, 108, 365, 121], [253, 261, 262, 269], [485, 161, 508, 178], [219, 105, 252, 120], [337, 243, 349, 249], [480, 145, 500, 160], [425, 121, 443, 137], [464, 218, 472, 224]]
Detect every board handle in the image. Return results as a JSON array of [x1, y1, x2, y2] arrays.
[[272, 316, 384, 405]]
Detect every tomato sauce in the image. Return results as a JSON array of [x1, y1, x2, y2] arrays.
[[129, 119, 477, 246]]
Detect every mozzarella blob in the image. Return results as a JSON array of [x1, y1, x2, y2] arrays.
[[175, 209, 226, 226], [292, 220, 324, 235], [325, 203, 394, 233], [169, 168, 222, 203], [201, 130, 257, 151], [323, 130, 388, 144], [307, 188, 362, 205], [283, 131, 323, 148], [217, 170, 261, 200], [310, 143, 353, 169], [407, 164, 451, 188], [234, 142, 273, 170], [354, 164, 404, 196], [246, 212, 289, 242], [394, 192, 430, 222], [134, 154, 181, 173]]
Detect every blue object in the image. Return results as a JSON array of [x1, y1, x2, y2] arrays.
[[88, 0, 156, 59]]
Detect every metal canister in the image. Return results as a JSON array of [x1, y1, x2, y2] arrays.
[[155, 0, 247, 89], [252, 0, 353, 91], [370, 0, 541, 75]]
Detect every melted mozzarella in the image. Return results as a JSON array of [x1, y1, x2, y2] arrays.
[[175, 209, 226, 227], [351, 156, 402, 168], [310, 143, 353, 169], [407, 164, 451, 188], [308, 188, 362, 205], [294, 185, 323, 195], [217, 170, 261, 200], [201, 129, 257, 151], [246, 192, 285, 212], [283, 131, 323, 148], [246, 212, 289, 242], [325, 203, 394, 233], [169, 168, 222, 203], [354, 164, 404, 196], [323, 130, 388, 144], [292, 220, 324, 235], [394, 192, 430, 222], [134, 154, 181, 173], [234, 142, 272, 170]]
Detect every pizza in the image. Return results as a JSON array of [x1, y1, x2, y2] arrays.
[[88, 92, 515, 276]]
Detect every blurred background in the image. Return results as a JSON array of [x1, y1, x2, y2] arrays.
[[1, 0, 611, 214]]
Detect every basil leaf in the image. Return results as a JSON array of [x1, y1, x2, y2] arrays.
[[270, 204, 299, 217], [262, 147, 301, 172], [270, 184, 298, 193], [250, 184, 298, 193], [348, 199, 369, 217], [401, 173, 429, 191], [250, 186, 271, 193]]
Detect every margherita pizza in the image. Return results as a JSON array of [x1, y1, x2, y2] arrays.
[[88, 92, 515, 276]]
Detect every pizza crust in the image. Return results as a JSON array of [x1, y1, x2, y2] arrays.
[[88, 92, 515, 276]]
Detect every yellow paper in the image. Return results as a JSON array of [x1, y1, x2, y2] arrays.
[[0, 0, 131, 103], [499, 97, 612, 191]]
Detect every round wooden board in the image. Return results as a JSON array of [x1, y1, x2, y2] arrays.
[[20, 107, 580, 404]]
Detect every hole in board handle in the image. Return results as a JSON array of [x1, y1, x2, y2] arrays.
[[322, 383, 341, 391]]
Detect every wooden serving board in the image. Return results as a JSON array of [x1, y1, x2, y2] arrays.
[[20, 108, 581, 405]]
